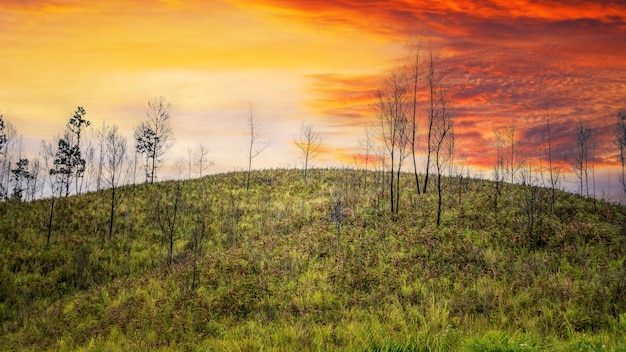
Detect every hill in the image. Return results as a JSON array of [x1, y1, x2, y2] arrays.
[[1, 168, 625, 351]]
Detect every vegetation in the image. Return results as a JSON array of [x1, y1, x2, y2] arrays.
[[1, 168, 625, 351]]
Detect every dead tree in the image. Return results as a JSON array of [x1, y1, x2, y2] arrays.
[[294, 122, 322, 182], [155, 182, 182, 267], [194, 144, 211, 177], [572, 120, 592, 196], [544, 107, 561, 211], [492, 128, 505, 217], [616, 109, 626, 196], [376, 71, 410, 216], [103, 125, 128, 241], [422, 50, 446, 194], [433, 87, 454, 227], [407, 34, 423, 194], [245, 104, 270, 191]]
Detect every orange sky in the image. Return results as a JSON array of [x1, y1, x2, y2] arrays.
[[1, 0, 625, 194]]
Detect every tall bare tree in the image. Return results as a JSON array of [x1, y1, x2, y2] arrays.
[[40, 139, 61, 247], [572, 120, 592, 196], [433, 87, 454, 227], [407, 34, 423, 194], [194, 144, 211, 177], [294, 122, 322, 182], [616, 109, 626, 196], [134, 96, 173, 184], [155, 182, 182, 267], [376, 71, 410, 215], [245, 104, 270, 191], [103, 125, 128, 241], [422, 50, 446, 194], [492, 127, 505, 216], [0, 115, 9, 200], [503, 124, 523, 184], [544, 107, 561, 211]]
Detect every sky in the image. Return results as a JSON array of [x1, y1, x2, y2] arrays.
[[1, 0, 625, 197]]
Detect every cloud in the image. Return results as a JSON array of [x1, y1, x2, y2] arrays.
[[278, 0, 626, 171]]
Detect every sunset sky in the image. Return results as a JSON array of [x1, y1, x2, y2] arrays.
[[1, 0, 625, 195]]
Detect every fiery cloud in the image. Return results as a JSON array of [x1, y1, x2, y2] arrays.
[[262, 0, 626, 174], [0, 0, 624, 192]]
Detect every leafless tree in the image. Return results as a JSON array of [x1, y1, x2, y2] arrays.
[[572, 120, 592, 196], [433, 87, 454, 227], [155, 182, 182, 267], [492, 127, 505, 216], [503, 124, 523, 184], [134, 96, 174, 184], [40, 139, 61, 247], [0, 116, 17, 201], [407, 34, 423, 194], [616, 109, 626, 196], [544, 107, 561, 211], [376, 71, 410, 215], [103, 125, 128, 241], [422, 50, 446, 194], [359, 124, 375, 173], [245, 104, 270, 191], [194, 144, 211, 177], [174, 157, 186, 181], [294, 122, 322, 182]]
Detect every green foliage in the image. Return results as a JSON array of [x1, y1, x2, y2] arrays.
[[0, 168, 625, 351]]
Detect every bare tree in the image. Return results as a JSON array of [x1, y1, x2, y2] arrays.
[[492, 127, 505, 216], [94, 123, 107, 192], [26, 158, 40, 202], [376, 71, 410, 215], [155, 182, 182, 267], [0, 116, 17, 201], [544, 107, 561, 211], [572, 120, 592, 196], [174, 157, 186, 181], [616, 109, 626, 196], [245, 104, 270, 191], [433, 87, 454, 227], [422, 50, 446, 194], [407, 34, 423, 194], [40, 139, 61, 247], [103, 125, 128, 241], [503, 124, 523, 184], [134, 96, 174, 184], [194, 144, 211, 177], [359, 124, 375, 173], [294, 122, 322, 182]]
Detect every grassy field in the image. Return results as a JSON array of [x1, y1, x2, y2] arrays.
[[1, 168, 625, 351]]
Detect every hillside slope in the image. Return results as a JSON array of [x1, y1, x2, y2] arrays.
[[1, 168, 625, 351]]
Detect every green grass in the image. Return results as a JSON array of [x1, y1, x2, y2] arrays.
[[1, 168, 625, 351]]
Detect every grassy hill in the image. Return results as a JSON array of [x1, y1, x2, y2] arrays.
[[1, 168, 625, 351]]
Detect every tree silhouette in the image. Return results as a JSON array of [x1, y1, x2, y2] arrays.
[[134, 97, 173, 184], [294, 122, 322, 182], [50, 107, 90, 197], [616, 109, 626, 196], [376, 71, 410, 216], [10, 158, 33, 201], [246, 104, 270, 191]]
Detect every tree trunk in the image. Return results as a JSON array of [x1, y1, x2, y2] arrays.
[[109, 186, 116, 240], [436, 172, 443, 227], [47, 196, 55, 248]]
